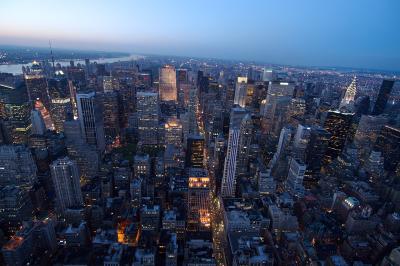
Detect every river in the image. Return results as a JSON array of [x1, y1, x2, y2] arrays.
[[0, 54, 142, 75]]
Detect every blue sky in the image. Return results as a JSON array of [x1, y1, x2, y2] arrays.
[[1, 0, 399, 70]]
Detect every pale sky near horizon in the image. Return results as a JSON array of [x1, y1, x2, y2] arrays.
[[1, 0, 399, 70]]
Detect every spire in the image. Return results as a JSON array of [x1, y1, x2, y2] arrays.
[[340, 76, 357, 108]]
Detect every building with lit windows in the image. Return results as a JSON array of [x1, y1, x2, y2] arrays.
[[185, 135, 204, 168], [221, 107, 249, 197], [50, 157, 83, 214], [159, 65, 177, 102], [165, 117, 183, 148], [134, 153, 150, 178], [322, 110, 354, 164], [261, 80, 295, 135], [234, 76, 248, 108], [375, 125, 400, 172], [187, 168, 210, 231], [136, 91, 159, 146]]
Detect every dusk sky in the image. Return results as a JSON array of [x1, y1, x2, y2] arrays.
[[1, 0, 399, 71]]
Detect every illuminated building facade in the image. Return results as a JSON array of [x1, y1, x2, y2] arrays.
[[102, 91, 121, 140], [261, 81, 295, 135], [137, 91, 159, 146], [187, 168, 211, 231], [322, 110, 354, 164], [24, 71, 50, 108], [221, 107, 249, 197], [339, 76, 357, 109], [159, 65, 177, 102], [185, 134, 204, 168], [234, 76, 248, 108], [0, 83, 31, 144], [165, 117, 183, 148]]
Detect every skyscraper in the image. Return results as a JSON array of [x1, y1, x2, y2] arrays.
[[221, 107, 248, 197], [286, 158, 306, 197], [261, 81, 294, 135], [304, 126, 331, 185], [187, 168, 211, 231], [0, 82, 31, 144], [50, 157, 83, 213], [76, 91, 105, 151], [47, 76, 72, 132], [233, 77, 248, 108], [374, 125, 400, 172], [102, 91, 121, 140], [159, 65, 177, 102], [322, 110, 354, 164], [371, 79, 395, 115], [136, 91, 159, 146], [185, 135, 205, 168], [165, 117, 183, 148], [0, 145, 37, 189], [24, 69, 50, 108], [339, 76, 357, 109]]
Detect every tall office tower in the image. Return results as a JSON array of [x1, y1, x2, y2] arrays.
[[176, 68, 190, 107], [275, 126, 293, 159], [187, 168, 211, 231], [159, 65, 177, 102], [285, 158, 306, 197], [213, 134, 225, 193], [185, 135, 205, 168], [48, 77, 72, 132], [30, 109, 46, 135], [371, 79, 395, 115], [102, 91, 121, 140], [24, 70, 50, 108], [293, 124, 312, 159], [224, 80, 236, 111], [165, 117, 183, 148], [50, 157, 83, 213], [262, 68, 273, 82], [221, 107, 248, 197], [236, 114, 253, 177], [339, 76, 357, 109], [304, 127, 331, 185], [322, 110, 354, 164], [0, 82, 31, 144], [375, 125, 400, 172], [76, 91, 105, 151], [353, 115, 387, 155], [0, 145, 37, 189], [261, 81, 295, 135], [187, 88, 199, 132], [234, 77, 248, 108], [136, 92, 159, 146]]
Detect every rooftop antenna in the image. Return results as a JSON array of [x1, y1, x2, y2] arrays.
[[49, 40, 55, 73]]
